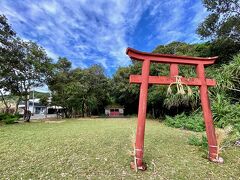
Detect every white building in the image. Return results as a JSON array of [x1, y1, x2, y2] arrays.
[[18, 99, 64, 115], [18, 99, 46, 115]]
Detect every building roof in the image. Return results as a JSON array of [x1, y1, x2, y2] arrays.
[[19, 99, 45, 107], [105, 104, 124, 109], [48, 106, 63, 109]]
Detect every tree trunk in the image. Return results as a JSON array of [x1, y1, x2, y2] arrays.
[[45, 106, 47, 119], [0, 91, 10, 113], [64, 108, 69, 118], [152, 106, 155, 119], [15, 97, 21, 114], [82, 102, 85, 117], [24, 94, 31, 122]]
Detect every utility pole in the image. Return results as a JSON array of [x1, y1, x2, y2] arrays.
[[32, 87, 35, 115]]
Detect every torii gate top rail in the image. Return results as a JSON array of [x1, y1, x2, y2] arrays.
[[126, 47, 218, 65], [127, 48, 217, 87], [126, 47, 222, 171]]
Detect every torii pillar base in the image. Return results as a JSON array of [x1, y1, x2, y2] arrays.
[[130, 161, 147, 171]]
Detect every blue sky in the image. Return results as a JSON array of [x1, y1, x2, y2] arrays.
[[0, 0, 208, 77]]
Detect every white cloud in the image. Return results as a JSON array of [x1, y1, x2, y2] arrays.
[[45, 48, 59, 61], [34, 85, 49, 93], [0, 0, 208, 75], [41, 1, 58, 14]]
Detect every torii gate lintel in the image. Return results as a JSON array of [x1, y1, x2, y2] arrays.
[[126, 47, 223, 171]]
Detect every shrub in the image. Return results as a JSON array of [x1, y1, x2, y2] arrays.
[[215, 104, 240, 128], [0, 113, 20, 124], [188, 135, 202, 146], [222, 125, 240, 146], [146, 113, 154, 119], [212, 94, 240, 128], [2, 118, 17, 124], [188, 135, 208, 148], [0, 113, 8, 121], [211, 95, 240, 144], [165, 113, 205, 132]]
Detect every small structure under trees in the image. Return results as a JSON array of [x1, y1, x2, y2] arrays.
[[126, 47, 223, 171], [105, 105, 124, 117]]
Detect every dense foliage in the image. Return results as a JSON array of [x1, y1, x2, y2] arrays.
[[165, 113, 205, 132], [48, 58, 111, 118], [197, 0, 240, 43], [197, 0, 240, 63], [0, 15, 53, 121]]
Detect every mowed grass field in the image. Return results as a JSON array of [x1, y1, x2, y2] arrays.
[[0, 118, 239, 179]]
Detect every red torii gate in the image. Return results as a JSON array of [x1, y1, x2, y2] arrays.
[[126, 47, 223, 170]]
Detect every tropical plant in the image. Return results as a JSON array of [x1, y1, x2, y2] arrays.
[[165, 112, 205, 132]]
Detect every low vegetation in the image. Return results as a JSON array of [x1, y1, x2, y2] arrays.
[[165, 113, 205, 132], [0, 113, 21, 124], [0, 119, 239, 179]]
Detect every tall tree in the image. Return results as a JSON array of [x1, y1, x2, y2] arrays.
[[47, 57, 73, 117], [0, 14, 15, 48], [196, 0, 240, 63], [0, 15, 53, 120], [0, 15, 16, 112], [111, 66, 140, 115], [48, 59, 110, 117], [197, 0, 240, 43], [3, 40, 53, 121]]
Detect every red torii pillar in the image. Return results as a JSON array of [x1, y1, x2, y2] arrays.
[[126, 48, 223, 170]]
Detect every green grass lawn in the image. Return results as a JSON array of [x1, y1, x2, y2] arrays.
[[0, 118, 239, 179]]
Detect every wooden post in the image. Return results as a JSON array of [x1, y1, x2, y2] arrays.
[[170, 64, 179, 77], [135, 58, 150, 169], [196, 64, 219, 161]]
